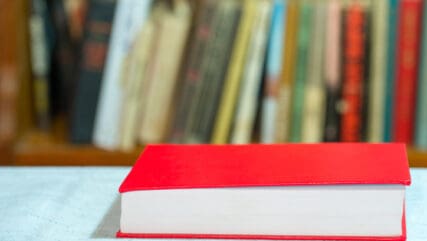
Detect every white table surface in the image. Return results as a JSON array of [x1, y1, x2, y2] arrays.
[[0, 167, 426, 241]]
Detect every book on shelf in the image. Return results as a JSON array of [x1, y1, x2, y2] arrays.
[[118, 143, 410, 240], [7, 0, 427, 153], [416, 0, 427, 150]]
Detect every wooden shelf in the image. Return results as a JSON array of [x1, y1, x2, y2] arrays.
[[8, 129, 427, 167], [12, 130, 142, 165]]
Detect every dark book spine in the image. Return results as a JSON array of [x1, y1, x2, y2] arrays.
[[29, 0, 52, 130], [360, 8, 370, 141], [47, 0, 77, 116], [340, 4, 366, 142], [70, 0, 116, 143], [168, 0, 216, 143], [189, 1, 241, 143]]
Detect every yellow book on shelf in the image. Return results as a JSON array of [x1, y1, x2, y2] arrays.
[[274, 0, 299, 142], [211, 0, 257, 144]]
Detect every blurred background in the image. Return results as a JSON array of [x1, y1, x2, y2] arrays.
[[1, 0, 427, 166]]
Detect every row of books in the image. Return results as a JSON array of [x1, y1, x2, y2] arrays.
[[28, 0, 427, 151]]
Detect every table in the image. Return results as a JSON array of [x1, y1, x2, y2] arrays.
[[0, 167, 426, 241]]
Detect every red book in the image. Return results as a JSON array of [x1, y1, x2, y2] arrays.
[[340, 4, 366, 142], [393, 0, 423, 143], [118, 144, 410, 240]]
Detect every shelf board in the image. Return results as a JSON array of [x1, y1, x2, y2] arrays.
[[13, 130, 142, 165], [10, 130, 427, 167]]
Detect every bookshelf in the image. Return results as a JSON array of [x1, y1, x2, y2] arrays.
[[1, 0, 427, 167]]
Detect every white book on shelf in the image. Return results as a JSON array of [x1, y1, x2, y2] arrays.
[[93, 0, 152, 150], [231, 0, 272, 144]]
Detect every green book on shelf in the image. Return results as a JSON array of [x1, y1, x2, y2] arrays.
[[383, 0, 399, 142], [415, 0, 427, 150], [289, 1, 312, 142]]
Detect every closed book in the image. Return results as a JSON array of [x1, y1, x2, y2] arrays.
[[340, 4, 367, 142], [231, 0, 272, 144], [415, 0, 427, 150], [184, 0, 240, 143], [139, 0, 192, 143], [118, 143, 410, 240], [70, 0, 116, 143], [118, 16, 156, 151], [260, 0, 286, 143], [367, 0, 388, 142], [211, 0, 257, 144], [289, 1, 313, 142], [393, 0, 422, 144], [93, 0, 152, 150], [323, 0, 342, 142], [274, 0, 297, 143], [29, 0, 52, 131], [383, 0, 399, 142], [168, 0, 217, 143], [301, 1, 326, 143]]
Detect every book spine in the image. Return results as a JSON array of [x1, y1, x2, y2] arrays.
[[340, 4, 366, 142], [415, 0, 427, 149], [383, 0, 399, 142], [231, 0, 272, 144], [393, 0, 423, 144], [301, 1, 326, 143], [367, 0, 388, 142], [29, 0, 51, 130], [323, 0, 342, 142], [70, 0, 116, 143], [168, 0, 217, 143], [260, 0, 286, 143], [289, 1, 312, 142], [274, 0, 297, 143], [47, 0, 77, 116], [93, 0, 152, 150], [211, 0, 257, 144], [139, 1, 192, 143], [119, 17, 156, 151], [189, 0, 241, 143]]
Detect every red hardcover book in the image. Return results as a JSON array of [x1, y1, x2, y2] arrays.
[[393, 0, 423, 143], [118, 144, 410, 240], [340, 4, 366, 142]]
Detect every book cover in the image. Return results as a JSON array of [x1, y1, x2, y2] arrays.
[[139, 0, 192, 143], [367, 0, 388, 142], [415, 0, 427, 149], [186, 0, 241, 143], [340, 3, 366, 142], [70, 0, 116, 143], [323, 0, 342, 142], [289, 1, 313, 142], [301, 1, 326, 143], [383, 0, 399, 142], [118, 144, 410, 240], [211, 0, 257, 144], [393, 0, 422, 144], [168, 0, 217, 143], [231, 0, 272, 144], [93, 0, 152, 150], [260, 0, 286, 143]]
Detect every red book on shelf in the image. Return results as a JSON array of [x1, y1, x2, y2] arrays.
[[340, 4, 366, 142], [393, 0, 423, 143], [118, 144, 410, 240]]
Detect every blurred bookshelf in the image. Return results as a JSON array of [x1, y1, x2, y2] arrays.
[[2, 0, 427, 167]]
